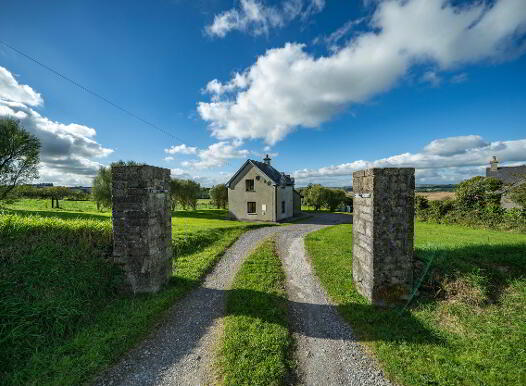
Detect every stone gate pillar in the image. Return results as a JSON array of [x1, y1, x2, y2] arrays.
[[352, 168, 415, 305], [112, 165, 172, 293]]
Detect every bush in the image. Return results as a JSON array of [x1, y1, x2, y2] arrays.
[[456, 176, 502, 210]]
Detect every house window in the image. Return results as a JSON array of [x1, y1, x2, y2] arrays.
[[247, 202, 256, 214], [281, 201, 285, 213], [246, 179, 255, 192]]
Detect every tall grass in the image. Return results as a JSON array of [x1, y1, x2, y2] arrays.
[[0, 214, 117, 381], [0, 209, 270, 385]]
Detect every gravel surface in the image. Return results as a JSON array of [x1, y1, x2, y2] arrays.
[[277, 221, 393, 386], [94, 213, 391, 386], [93, 226, 281, 386]]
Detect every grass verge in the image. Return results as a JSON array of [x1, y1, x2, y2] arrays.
[[305, 222, 526, 385], [0, 212, 266, 385], [219, 238, 292, 386]]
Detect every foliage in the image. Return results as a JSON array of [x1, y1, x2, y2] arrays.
[[508, 180, 526, 208], [0, 118, 41, 200], [415, 195, 429, 210], [92, 166, 112, 210], [170, 178, 201, 210], [455, 176, 502, 211], [325, 188, 347, 211], [209, 183, 228, 209], [92, 161, 140, 210], [303, 184, 325, 210], [0, 203, 271, 384], [219, 238, 292, 385], [303, 184, 348, 211], [306, 223, 526, 386]]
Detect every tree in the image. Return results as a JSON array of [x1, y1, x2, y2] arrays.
[[92, 161, 140, 210], [0, 118, 41, 200], [324, 188, 347, 212], [456, 176, 502, 210], [304, 184, 325, 210], [170, 178, 201, 210], [210, 184, 228, 209], [92, 166, 112, 210]]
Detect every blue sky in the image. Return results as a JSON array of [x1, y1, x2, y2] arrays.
[[1, 0, 525, 186]]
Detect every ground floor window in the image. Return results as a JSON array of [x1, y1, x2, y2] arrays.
[[281, 200, 285, 213], [247, 201, 256, 214]]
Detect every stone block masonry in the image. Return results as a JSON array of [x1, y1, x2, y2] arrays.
[[352, 168, 415, 305], [112, 165, 172, 293]]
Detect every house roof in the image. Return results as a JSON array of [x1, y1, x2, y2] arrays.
[[486, 165, 526, 185], [226, 159, 294, 188]]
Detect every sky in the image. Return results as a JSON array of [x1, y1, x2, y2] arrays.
[[0, 0, 525, 187]]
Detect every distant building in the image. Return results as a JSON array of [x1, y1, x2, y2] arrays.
[[486, 156, 526, 208], [226, 155, 301, 222]]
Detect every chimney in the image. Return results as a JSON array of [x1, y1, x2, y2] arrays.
[[263, 154, 271, 166], [490, 155, 499, 172]]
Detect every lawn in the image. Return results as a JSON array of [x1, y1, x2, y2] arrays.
[[305, 222, 526, 385], [0, 199, 271, 385], [218, 238, 292, 385]]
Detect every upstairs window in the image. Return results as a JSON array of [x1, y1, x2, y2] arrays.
[[246, 179, 255, 192], [247, 202, 256, 214], [281, 201, 286, 213]]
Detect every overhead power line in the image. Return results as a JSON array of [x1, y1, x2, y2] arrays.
[[0, 39, 186, 142]]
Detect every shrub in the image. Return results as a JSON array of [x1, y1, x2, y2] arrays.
[[456, 176, 502, 211]]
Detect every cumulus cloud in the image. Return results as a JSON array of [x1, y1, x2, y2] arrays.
[[205, 0, 325, 38], [293, 135, 526, 185], [199, 0, 526, 145], [420, 71, 441, 87], [180, 141, 250, 169], [165, 144, 198, 155], [170, 167, 230, 187], [0, 67, 43, 106], [0, 67, 113, 186]]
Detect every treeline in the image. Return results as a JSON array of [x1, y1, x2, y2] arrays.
[[416, 176, 526, 231], [6, 185, 90, 207], [91, 163, 228, 211], [298, 184, 352, 212]]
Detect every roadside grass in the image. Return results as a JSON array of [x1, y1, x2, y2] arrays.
[[219, 238, 292, 386], [305, 222, 526, 385], [0, 204, 271, 385]]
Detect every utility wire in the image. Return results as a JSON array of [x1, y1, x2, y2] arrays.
[[0, 39, 186, 142]]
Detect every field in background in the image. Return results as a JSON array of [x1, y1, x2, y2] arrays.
[[305, 223, 526, 385], [416, 191, 455, 201], [0, 199, 270, 385]]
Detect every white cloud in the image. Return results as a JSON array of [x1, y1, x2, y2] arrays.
[[423, 135, 488, 156], [170, 167, 230, 187], [451, 72, 469, 84], [0, 67, 43, 106], [0, 68, 113, 186], [313, 18, 365, 51], [420, 71, 441, 87], [164, 144, 198, 155], [181, 141, 250, 169], [293, 135, 526, 185], [199, 0, 526, 145], [205, 0, 325, 38], [164, 156, 175, 161]]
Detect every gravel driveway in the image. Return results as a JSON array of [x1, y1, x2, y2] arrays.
[[93, 213, 391, 385]]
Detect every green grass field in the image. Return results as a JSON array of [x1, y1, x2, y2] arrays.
[[0, 199, 270, 385], [305, 223, 526, 385], [218, 238, 292, 385]]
